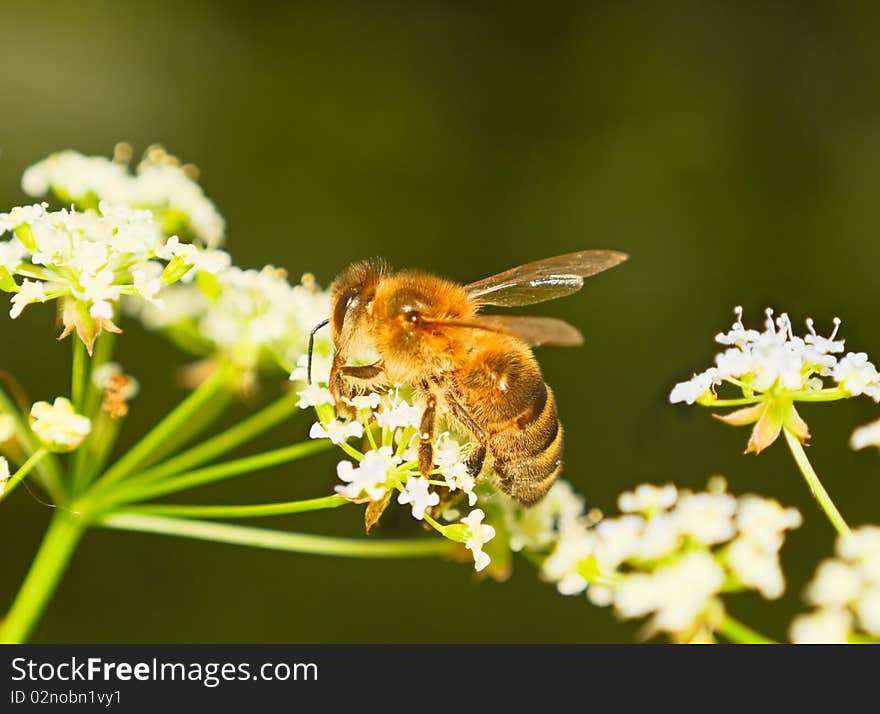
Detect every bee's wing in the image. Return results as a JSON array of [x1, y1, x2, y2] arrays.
[[464, 249, 628, 307], [427, 315, 584, 347]]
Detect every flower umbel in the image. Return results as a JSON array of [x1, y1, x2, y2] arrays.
[[670, 307, 879, 453], [501, 478, 801, 643]]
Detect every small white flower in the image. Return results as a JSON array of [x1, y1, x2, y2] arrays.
[[734, 495, 802, 552], [789, 608, 851, 644], [673, 492, 737, 546], [397, 476, 440, 520], [669, 368, 719, 405], [29, 397, 91, 451], [334, 446, 400, 501], [9, 279, 46, 319], [506, 480, 586, 553], [297, 383, 333, 409], [856, 587, 880, 636], [850, 419, 880, 451], [726, 536, 786, 599], [309, 419, 364, 444], [433, 433, 477, 506], [342, 393, 383, 411], [290, 351, 333, 386], [635, 513, 682, 561], [541, 527, 595, 595], [614, 550, 725, 635], [375, 396, 423, 430], [806, 560, 864, 608], [593, 515, 645, 571], [618, 483, 678, 514], [833, 352, 880, 400], [461, 509, 496, 572]]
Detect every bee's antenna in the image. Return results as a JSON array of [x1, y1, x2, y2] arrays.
[[307, 318, 330, 384]]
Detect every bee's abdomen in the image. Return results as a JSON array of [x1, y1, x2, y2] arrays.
[[490, 381, 563, 506]]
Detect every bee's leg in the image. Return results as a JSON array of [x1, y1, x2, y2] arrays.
[[444, 395, 487, 476], [465, 445, 487, 478], [418, 394, 437, 476], [446, 395, 486, 442]]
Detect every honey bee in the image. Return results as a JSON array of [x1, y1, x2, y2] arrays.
[[309, 250, 628, 506]]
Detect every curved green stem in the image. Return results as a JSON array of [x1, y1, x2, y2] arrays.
[[0, 448, 47, 503], [93, 440, 332, 510], [96, 364, 231, 488], [716, 614, 777, 644], [783, 428, 851, 536], [120, 391, 301, 488], [114, 494, 348, 520], [98, 512, 456, 558], [0, 512, 84, 643]]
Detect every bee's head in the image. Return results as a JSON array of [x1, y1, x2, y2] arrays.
[[328, 259, 388, 337]]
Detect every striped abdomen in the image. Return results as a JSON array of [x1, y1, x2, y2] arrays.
[[489, 380, 563, 505], [455, 342, 563, 506]]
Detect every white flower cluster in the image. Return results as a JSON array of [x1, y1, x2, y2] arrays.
[[131, 268, 331, 376], [300, 382, 493, 571], [22, 146, 225, 247], [789, 526, 880, 643], [0, 201, 226, 351], [507, 480, 801, 642], [670, 307, 880, 405]]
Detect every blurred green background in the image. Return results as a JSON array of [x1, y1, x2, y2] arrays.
[[2, 1, 880, 643]]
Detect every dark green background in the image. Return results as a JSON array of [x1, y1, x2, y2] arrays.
[[2, 2, 880, 643]]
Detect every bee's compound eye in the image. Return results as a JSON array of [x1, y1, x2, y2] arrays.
[[334, 288, 360, 330]]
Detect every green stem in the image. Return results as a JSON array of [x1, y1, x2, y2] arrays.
[[71, 332, 117, 494], [98, 513, 456, 558], [82, 331, 116, 419], [703, 397, 763, 407], [0, 448, 47, 503], [94, 440, 332, 510], [71, 338, 88, 413], [783, 428, 851, 537], [786, 388, 848, 402], [139, 389, 233, 469], [0, 512, 84, 643], [95, 364, 231, 488], [121, 391, 301, 488], [716, 614, 777, 644], [114, 494, 348, 520]]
